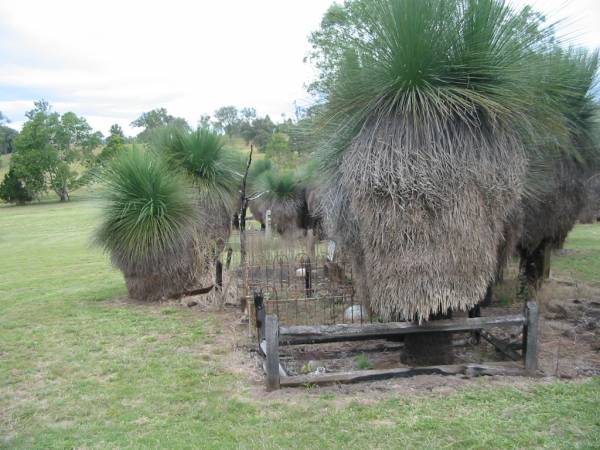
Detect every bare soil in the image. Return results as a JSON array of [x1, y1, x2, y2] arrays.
[[154, 277, 600, 399]]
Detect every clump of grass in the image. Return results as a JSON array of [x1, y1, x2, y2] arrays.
[[355, 353, 372, 370]]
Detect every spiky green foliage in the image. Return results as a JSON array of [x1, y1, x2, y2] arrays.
[[248, 158, 273, 194], [260, 169, 299, 202], [517, 48, 599, 290], [311, 0, 564, 321], [95, 149, 200, 300], [257, 168, 303, 235], [153, 126, 240, 207], [317, 0, 555, 165], [152, 126, 241, 246]]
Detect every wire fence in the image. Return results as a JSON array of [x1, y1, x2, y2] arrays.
[[240, 253, 372, 329]]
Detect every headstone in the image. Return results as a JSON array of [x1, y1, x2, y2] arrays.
[[327, 240, 336, 262]]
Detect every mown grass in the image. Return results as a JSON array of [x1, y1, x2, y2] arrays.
[[1, 198, 599, 449], [552, 224, 600, 286]]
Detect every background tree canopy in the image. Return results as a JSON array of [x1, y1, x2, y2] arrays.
[[0, 111, 17, 155], [6, 100, 102, 202], [130, 108, 190, 142]]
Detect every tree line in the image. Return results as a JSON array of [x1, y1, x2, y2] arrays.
[[129, 105, 317, 165], [0, 102, 315, 204]]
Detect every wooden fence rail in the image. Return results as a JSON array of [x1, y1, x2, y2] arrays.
[[261, 301, 540, 390]]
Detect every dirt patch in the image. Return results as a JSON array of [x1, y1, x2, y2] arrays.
[[106, 280, 600, 400], [536, 282, 600, 378]]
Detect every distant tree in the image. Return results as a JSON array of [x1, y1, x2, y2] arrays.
[[250, 115, 275, 149], [238, 107, 257, 144], [240, 107, 256, 121], [238, 114, 275, 148], [130, 108, 190, 142], [170, 117, 191, 132], [306, 2, 367, 97], [0, 111, 17, 155], [131, 108, 173, 130], [264, 132, 291, 161], [95, 123, 126, 166], [238, 121, 255, 145], [25, 99, 51, 119], [287, 108, 323, 156], [212, 106, 239, 137], [198, 115, 211, 128], [10, 101, 99, 201], [0, 167, 33, 204], [0, 126, 17, 155], [109, 124, 124, 138]]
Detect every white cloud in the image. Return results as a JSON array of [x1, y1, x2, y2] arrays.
[[0, 0, 333, 134], [0, 0, 598, 136], [511, 0, 600, 48]]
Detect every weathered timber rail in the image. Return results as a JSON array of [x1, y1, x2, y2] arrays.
[[259, 301, 540, 390], [278, 314, 526, 345], [280, 362, 526, 387]]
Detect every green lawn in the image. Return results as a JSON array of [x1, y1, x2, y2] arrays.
[[1, 198, 599, 449], [552, 224, 600, 285]]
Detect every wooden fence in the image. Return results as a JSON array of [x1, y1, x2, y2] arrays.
[[258, 302, 539, 390]]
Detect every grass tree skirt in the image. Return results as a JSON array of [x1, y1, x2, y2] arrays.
[[341, 117, 526, 323], [350, 246, 371, 314], [120, 236, 209, 301], [124, 267, 196, 301], [518, 159, 589, 293], [579, 172, 600, 224]]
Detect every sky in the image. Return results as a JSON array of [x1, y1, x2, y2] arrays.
[[0, 0, 599, 136]]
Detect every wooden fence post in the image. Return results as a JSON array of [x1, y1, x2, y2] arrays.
[[225, 247, 233, 270], [524, 301, 539, 373], [215, 260, 223, 292], [266, 315, 281, 391], [254, 290, 265, 343], [265, 210, 272, 239]]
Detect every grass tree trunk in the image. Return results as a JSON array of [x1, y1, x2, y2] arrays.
[[402, 311, 454, 366], [350, 248, 371, 316], [518, 241, 551, 301]]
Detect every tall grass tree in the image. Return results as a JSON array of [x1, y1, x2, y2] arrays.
[[313, 0, 558, 322], [309, 0, 573, 364], [152, 126, 241, 251], [95, 149, 201, 300], [517, 48, 599, 293]]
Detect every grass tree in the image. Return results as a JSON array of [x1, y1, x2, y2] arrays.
[[517, 48, 599, 293], [96, 126, 242, 301], [247, 158, 274, 228], [95, 149, 201, 300], [579, 174, 600, 223], [256, 168, 304, 236], [310, 0, 562, 364], [153, 126, 241, 251]]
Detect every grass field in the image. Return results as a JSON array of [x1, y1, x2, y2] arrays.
[[552, 224, 600, 286], [1, 197, 600, 449]]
